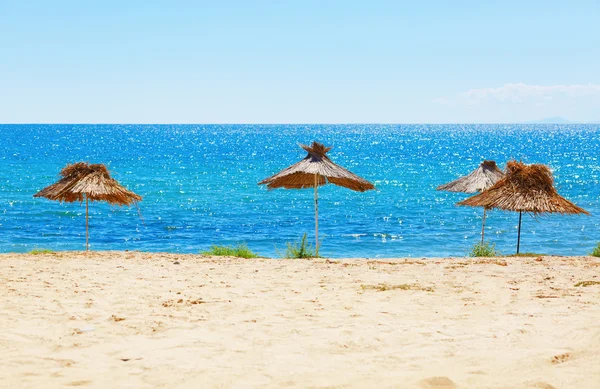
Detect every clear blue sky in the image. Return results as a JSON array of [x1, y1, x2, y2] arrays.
[[1, 0, 598, 123]]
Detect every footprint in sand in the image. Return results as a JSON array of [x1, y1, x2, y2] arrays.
[[419, 376, 456, 389], [528, 382, 557, 389], [66, 380, 92, 386]]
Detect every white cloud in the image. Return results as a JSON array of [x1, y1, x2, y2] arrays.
[[434, 83, 600, 106]]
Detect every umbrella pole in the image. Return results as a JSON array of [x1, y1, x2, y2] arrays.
[[481, 208, 487, 245], [516, 211, 522, 254], [86, 196, 89, 252], [314, 174, 319, 257]]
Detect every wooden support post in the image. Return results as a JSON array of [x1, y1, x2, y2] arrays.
[[516, 211, 522, 254], [481, 208, 487, 245], [314, 174, 319, 257], [86, 196, 89, 252]]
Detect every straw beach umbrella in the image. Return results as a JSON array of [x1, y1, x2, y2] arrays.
[[437, 160, 504, 243], [34, 162, 142, 251], [259, 142, 374, 256], [458, 161, 589, 254]]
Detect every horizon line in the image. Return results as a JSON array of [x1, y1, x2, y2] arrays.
[[0, 122, 597, 125]]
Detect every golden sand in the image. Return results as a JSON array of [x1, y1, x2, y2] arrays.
[[1, 252, 599, 388]]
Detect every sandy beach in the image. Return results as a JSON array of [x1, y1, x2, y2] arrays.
[[1, 252, 599, 389]]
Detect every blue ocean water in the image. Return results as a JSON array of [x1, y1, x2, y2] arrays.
[[1, 124, 598, 257]]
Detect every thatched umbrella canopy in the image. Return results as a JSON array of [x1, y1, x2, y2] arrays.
[[437, 161, 504, 193], [458, 161, 589, 253], [34, 162, 142, 250], [437, 160, 504, 243], [259, 142, 374, 256]]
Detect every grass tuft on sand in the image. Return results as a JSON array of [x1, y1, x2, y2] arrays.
[[201, 243, 259, 259], [361, 283, 434, 292], [469, 242, 500, 257], [29, 249, 55, 255], [574, 281, 600, 287], [590, 243, 600, 257], [281, 233, 318, 259]]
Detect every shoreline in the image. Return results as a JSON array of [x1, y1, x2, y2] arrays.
[[1, 252, 599, 388], [4, 249, 597, 260]]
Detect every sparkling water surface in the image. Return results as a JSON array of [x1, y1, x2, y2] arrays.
[[1, 124, 598, 257]]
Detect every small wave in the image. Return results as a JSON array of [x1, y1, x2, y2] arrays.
[[342, 233, 366, 238]]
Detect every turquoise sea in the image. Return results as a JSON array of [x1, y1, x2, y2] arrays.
[[1, 124, 598, 257]]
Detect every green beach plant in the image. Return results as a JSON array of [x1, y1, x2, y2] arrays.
[[281, 233, 318, 259], [574, 280, 600, 287], [469, 242, 500, 257], [590, 243, 600, 257], [29, 248, 55, 255], [200, 243, 258, 259]]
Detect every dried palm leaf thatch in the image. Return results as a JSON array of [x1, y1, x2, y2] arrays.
[[34, 162, 141, 205], [458, 161, 589, 215], [259, 142, 374, 256], [437, 160, 504, 194], [34, 162, 142, 251], [437, 160, 505, 244], [458, 160, 589, 254], [258, 142, 375, 192]]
